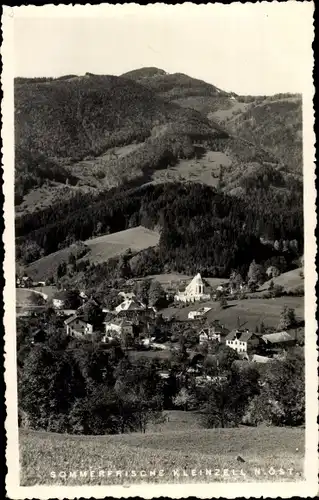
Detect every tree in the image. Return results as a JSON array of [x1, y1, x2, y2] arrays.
[[29, 292, 46, 307], [266, 266, 280, 279], [133, 279, 152, 305], [202, 363, 260, 428], [229, 270, 243, 291], [278, 305, 297, 330], [247, 260, 265, 286], [216, 344, 239, 371], [173, 387, 197, 411], [18, 344, 85, 432], [114, 359, 164, 433], [148, 280, 166, 308], [219, 297, 228, 310], [247, 351, 304, 426]]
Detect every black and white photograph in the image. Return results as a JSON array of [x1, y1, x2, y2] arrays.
[[3, 3, 317, 498]]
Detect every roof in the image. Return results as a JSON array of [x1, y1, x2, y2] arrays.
[[185, 273, 204, 290], [262, 331, 293, 344], [64, 315, 91, 326], [225, 329, 252, 342], [64, 314, 78, 325], [115, 297, 146, 312], [251, 354, 272, 364], [105, 318, 133, 327]]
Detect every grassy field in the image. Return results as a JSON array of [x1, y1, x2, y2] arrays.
[[26, 226, 159, 281], [259, 268, 304, 293], [150, 150, 231, 187], [161, 296, 304, 330], [19, 426, 304, 485], [83, 226, 160, 265]]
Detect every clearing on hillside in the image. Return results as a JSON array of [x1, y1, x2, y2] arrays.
[[150, 150, 231, 187], [26, 226, 160, 281], [20, 426, 304, 485], [162, 296, 304, 331], [83, 226, 160, 264], [260, 268, 304, 293]]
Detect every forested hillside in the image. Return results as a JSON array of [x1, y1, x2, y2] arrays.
[[223, 96, 302, 173], [122, 67, 234, 114], [15, 73, 226, 204], [17, 182, 303, 281]]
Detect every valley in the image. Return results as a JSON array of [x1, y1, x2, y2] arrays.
[[15, 66, 305, 489]]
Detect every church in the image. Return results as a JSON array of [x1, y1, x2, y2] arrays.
[[174, 273, 211, 303]]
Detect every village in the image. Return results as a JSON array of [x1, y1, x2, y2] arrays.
[[16, 270, 303, 386]]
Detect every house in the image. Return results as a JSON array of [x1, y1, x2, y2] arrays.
[[64, 315, 94, 337], [199, 328, 221, 344], [188, 306, 211, 320], [115, 297, 146, 314], [118, 291, 136, 300], [198, 323, 229, 344], [53, 291, 70, 309], [174, 273, 211, 303], [225, 329, 261, 354], [251, 354, 273, 364], [261, 331, 295, 349], [17, 276, 33, 288], [104, 318, 134, 337]]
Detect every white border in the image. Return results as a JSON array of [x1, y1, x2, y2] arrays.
[[3, 3, 317, 498]]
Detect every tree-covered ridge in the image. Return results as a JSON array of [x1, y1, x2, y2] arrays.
[[15, 73, 222, 161], [225, 97, 303, 172], [17, 182, 303, 279]]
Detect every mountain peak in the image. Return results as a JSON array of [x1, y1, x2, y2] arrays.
[[121, 67, 168, 79]]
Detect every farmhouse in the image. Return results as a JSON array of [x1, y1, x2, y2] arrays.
[[199, 327, 221, 344], [115, 297, 146, 314], [261, 331, 295, 349], [64, 315, 94, 337], [225, 329, 261, 354], [104, 318, 134, 337], [251, 354, 273, 364], [188, 306, 211, 320], [174, 273, 211, 303]]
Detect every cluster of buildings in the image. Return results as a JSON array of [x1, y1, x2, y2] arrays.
[[198, 323, 296, 361], [63, 293, 156, 345], [20, 272, 298, 363]]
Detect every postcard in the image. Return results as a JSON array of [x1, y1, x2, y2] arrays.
[[3, 3, 317, 498]]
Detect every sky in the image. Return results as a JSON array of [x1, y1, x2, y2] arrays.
[[13, 3, 314, 95]]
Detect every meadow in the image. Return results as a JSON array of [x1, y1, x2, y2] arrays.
[[26, 226, 159, 281], [259, 268, 304, 293], [161, 296, 304, 331], [19, 425, 304, 486]]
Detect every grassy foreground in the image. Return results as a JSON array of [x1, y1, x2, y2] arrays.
[[19, 426, 304, 486]]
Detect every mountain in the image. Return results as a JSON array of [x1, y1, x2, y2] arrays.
[[14, 68, 302, 221], [219, 94, 303, 173], [15, 72, 227, 208], [122, 67, 235, 114], [15, 73, 223, 160], [122, 68, 303, 173]]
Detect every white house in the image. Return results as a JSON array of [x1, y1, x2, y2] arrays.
[[104, 318, 133, 337], [174, 273, 211, 303], [64, 315, 94, 337], [188, 306, 211, 320], [52, 298, 65, 309], [225, 330, 256, 353], [115, 297, 146, 314], [199, 328, 221, 344]]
